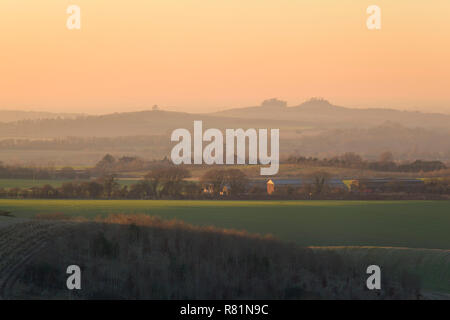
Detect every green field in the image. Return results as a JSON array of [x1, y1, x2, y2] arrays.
[[0, 179, 75, 189], [0, 179, 139, 189], [1, 199, 449, 293], [1, 199, 449, 249]]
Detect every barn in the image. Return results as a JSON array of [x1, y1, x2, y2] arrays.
[[266, 178, 348, 195]]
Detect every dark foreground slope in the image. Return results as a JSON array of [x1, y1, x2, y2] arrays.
[[3, 214, 427, 300]]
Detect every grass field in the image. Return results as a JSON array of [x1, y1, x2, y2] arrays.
[[0, 179, 75, 189], [1, 200, 449, 249], [0, 179, 138, 189], [1, 199, 449, 293]]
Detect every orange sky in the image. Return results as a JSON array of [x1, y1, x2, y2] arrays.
[[0, 0, 449, 114]]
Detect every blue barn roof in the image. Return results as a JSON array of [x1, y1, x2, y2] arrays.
[[269, 179, 302, 185]]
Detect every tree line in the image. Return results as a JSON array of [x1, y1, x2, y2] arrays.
[[0, 167, 250, 200], [0, 162, 90, 180], [286, 152, 447, 172], [0, 154, 166, 179], [1, 150, 446, 181], [1, 167, 449, 200]]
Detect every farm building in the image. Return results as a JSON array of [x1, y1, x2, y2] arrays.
[[267, 179, 301, 195], [266, 179, 347, 195], [202, 184, 231, 196]]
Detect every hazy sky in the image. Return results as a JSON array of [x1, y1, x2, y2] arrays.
[[0, 0, 449, 114]]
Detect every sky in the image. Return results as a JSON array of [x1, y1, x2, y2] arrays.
[[0, 0, 449, 114]]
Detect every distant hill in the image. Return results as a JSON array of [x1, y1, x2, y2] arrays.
[[214, 98, 450, 130], [283, 122, 450, 161], [0, 110, 302, 138], [0, 100, 449, 164], [0, 110, 82, 123], [0, 100, 448, 138]]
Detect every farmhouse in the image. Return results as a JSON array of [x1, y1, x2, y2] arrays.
[[202, 184, 231, 196]]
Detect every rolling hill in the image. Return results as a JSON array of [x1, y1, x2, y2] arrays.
[[0, 99, 449, 164], [0, 110, 82, 123], [214, 98, 450, 129]]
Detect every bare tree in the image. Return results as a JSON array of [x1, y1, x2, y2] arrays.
[[145, 167, 191, 198], [309, 171, 331, 195]]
